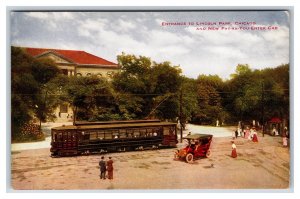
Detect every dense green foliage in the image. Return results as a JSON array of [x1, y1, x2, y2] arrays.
[[11, 47, 289, 141], [112, 53, 183, 120], [222, 64, 289, 125], [11, 47, 61, 141], [62, 75, 119, 122]]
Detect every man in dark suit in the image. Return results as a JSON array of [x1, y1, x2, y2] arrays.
[[99, 156, 106, 179]]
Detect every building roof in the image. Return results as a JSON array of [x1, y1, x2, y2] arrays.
[[23, 47, 118, 67]]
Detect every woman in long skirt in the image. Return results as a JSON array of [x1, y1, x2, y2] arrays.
[[244, 127, 250, 139], [282, 127, 288, 147], [252, 132, 258, 142], [231, 141, 237, 158], [106, 157, 114, 180]]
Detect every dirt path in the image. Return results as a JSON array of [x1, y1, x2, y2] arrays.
[[10, 134, 290, 190]]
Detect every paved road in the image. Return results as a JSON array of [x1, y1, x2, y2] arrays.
[[11, 134, 290, 190], [183, 124, 234, 137]]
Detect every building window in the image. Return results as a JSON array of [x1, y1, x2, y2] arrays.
[[86, 73, 91, 76], [60, 104, 68, 113], [97, 73, 102, 77], [62, 69, 68, 76], [76, 73, 82, 76]]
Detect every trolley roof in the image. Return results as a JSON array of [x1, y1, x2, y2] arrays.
[[74, 119, 161, 126], [52, 121, 177, 131]]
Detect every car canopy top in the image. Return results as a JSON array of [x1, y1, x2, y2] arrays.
[[183, 134, 213, 140]]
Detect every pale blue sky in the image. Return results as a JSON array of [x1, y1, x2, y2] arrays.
[[10, 10, 290, 79]]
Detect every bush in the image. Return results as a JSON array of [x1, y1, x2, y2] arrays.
[[12, 122, 45, 143]]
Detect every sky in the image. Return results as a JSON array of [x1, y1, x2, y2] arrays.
[[10, 10, 290, 79]]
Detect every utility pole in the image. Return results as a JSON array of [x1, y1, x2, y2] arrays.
[[179, 89, 183, 143], [261, 81, 265, 137]]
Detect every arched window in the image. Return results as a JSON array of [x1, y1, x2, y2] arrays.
[[86, 73, 91, 76], [76, 73, 82, 76]]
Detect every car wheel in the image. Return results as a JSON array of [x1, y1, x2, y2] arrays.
[[206, 149, 212, 158], [186, 153, 194, 163]]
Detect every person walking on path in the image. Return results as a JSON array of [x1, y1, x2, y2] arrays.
[[251, 128, 258, 142], [282, 127, 288, 147], [235, 129, 238, 139], [99, 156, 106, 180], [231, 140, 237, 158], [107, 156, 114, 180], [244, 127, 250, 139]]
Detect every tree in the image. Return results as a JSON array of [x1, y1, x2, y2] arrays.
[[62, 75, 118, 123], [223, 64, 289, 125], [112, 53, 183, 120], [11, 47, 61, 140], [177, 77, 198, 128], [31, 58, 61, 129], [112, 53, 152, 119], [260, 64, 289, 123], [150, 61, 182, 120], [192, 75, 226, 125]]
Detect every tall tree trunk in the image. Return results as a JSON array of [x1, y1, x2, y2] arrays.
[[73, 106, 77, 125]]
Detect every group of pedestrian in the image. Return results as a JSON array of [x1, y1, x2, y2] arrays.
[[231, 124, 260, 158], [233, 126, 259, 142], [99, 156, 114, 180]]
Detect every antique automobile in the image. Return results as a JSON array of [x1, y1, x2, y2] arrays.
[[175, 134, 213, 163]]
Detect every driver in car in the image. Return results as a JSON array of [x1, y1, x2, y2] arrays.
[[190, 139, 196, 149], [195, 141, 201, 151]]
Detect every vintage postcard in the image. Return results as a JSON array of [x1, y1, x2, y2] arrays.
[[9, 9, 291, 191]]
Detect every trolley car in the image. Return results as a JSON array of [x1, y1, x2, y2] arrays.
[[50, 120, 178, 156]]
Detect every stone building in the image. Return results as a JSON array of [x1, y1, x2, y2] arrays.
[[23, 47, 120, 122]]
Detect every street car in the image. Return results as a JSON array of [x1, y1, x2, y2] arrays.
[[175, 134, 213, 163]]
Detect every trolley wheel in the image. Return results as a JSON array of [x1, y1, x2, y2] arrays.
[[186, 153, 194, 163], [206, 149, 212, 158]]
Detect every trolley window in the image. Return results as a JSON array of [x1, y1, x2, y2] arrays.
[[72, 133, 77, 141], [112, 130, 120, 139], [63, 132, 68, 141], [153, 127, 161, 136], [133, 129, 140, 137], [90, 131, 97, 140], [126, 129, 134, 138], [104, 130, 113, 139], [57, 133, 62, 142], [81, 131, 90, 140], [146, 128, 154, 136], [119, 129, 127, 138], [139, 129, 147, 137], [163, 127, 170, 135], [68, 132, 73, 140], [97, 131, 105, 140]]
